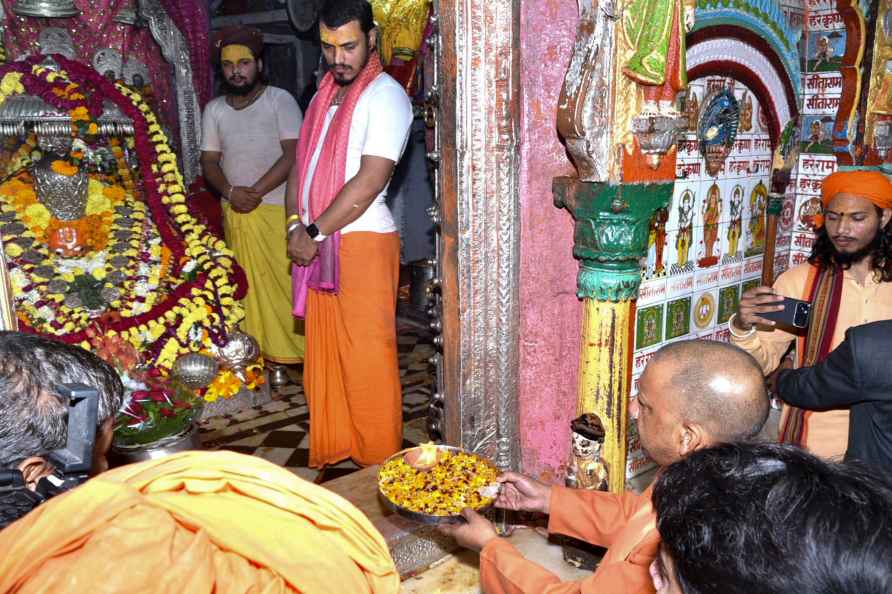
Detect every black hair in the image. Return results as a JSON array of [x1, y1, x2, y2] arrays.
[[809, 207, 892, 281], [319, 0, 376, 34], [653, 442, 892, 594], [0, 332, 123, 468]]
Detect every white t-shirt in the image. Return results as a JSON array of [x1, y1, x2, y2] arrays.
[[301, 73, 413, 234], [201, 86, 303, 206]]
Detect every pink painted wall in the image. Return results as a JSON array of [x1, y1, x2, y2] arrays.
[[517, 0, 582, 482]]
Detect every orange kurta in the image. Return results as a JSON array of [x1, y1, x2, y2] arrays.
[[304, 231, 403, 468], [730, 262, 892, 458], [480, 486, 658, 594], [0, 451, 399, 594]]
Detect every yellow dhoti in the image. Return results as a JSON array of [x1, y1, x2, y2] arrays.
[[223, 202, 305, 363], [305, 232, 403, 468]]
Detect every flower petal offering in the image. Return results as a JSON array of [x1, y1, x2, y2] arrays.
[[378, 444, 499, 522]]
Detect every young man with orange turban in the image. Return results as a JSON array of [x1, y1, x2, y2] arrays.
[[286, 0, 413, 470], [731, 169, 892, 458], [200, 26, 306, 368], [0, 451, 400, 593]]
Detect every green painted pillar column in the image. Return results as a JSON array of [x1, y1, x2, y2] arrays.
[[554, 178, 673, 492]]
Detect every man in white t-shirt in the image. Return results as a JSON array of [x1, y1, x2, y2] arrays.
[[286, 0, 413, 471], [200, 26, 305, 368]]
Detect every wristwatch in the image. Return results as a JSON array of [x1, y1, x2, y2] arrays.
[[305, 223, 320, 239]]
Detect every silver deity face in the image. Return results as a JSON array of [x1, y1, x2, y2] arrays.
[[37, 133, 73, 156], [571, 431, 601, 459]]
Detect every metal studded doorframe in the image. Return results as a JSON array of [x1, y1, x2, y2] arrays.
[[428, 0, 522, 472]]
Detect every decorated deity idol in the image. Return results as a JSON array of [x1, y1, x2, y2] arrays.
[[566, 413, 609, 491], [0, 53, 250, 390], [622, 0, 697, 115], [562, 412, 609, 570]]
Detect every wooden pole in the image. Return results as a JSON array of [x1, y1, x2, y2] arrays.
[[761, 120, 800, 287]]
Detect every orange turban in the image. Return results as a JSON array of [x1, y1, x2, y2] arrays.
[[821, 170, 892, 209], [0, 451, 399, 594]]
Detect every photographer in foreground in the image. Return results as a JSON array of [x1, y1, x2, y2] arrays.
[[0, 332, 123, 528]]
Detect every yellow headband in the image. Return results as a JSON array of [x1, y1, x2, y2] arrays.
[[221, 44, 254, 64]]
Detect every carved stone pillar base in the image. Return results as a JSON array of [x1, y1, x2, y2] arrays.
[[554, 177, 673, 493]]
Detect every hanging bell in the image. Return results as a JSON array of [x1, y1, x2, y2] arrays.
[[113, 0, 142, 26], [12, 0, 80, 18]]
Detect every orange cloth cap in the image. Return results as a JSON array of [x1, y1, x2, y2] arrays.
[[821, 170, 892, 209]]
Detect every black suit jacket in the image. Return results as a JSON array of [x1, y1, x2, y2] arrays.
[[777, 320, 892, 471]]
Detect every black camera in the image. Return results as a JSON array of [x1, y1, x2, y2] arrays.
[[0, 383, 98, 528]]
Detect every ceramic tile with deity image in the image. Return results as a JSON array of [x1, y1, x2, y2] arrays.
[[666, 186, 698, 278], [642, 204, 671, 281], [721, 181, 746, 265], [804, 12, 846, 72], [741, 276, 761, 297], [695, 218, 726, 273], [691, 288, 720, 335], [634, 302, 665, 352], [744, 179, 770, 259], [664, 295, 692, 342], [666, 179, 699, 232], [717, 283, 742, 326]]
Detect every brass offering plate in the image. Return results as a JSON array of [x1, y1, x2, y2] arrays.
[[377, 445, 499, 524]]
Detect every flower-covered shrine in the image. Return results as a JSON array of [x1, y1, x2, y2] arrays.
[[0, 1, 263, 451]]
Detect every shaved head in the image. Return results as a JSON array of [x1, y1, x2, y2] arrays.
[[650, 340, 768, 442]]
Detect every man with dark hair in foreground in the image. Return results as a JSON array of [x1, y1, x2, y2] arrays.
[[441, 339, 769, 594], [0, 332, 124, 527], [651, 442, 892, 594]]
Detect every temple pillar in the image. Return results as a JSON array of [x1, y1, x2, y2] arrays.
[[554, 179, 673, 492]]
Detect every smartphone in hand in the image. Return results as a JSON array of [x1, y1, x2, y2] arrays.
[[759, 296, 811, 329]]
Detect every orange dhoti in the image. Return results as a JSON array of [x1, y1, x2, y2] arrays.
[[305, 231, 403, 468]]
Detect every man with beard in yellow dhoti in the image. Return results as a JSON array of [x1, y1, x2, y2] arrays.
[[201, 26, 305, 366]]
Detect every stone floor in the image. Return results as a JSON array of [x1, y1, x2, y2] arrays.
[[399, 528, 593, 594], [198, 314, 435, 483]]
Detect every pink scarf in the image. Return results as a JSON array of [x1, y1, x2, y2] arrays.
[[291, 55, 384, 318]]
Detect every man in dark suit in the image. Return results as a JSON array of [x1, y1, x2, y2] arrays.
[[777, 319, 892, 470]]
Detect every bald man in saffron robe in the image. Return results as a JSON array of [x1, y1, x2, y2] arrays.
[[441, 340, 769, 594]]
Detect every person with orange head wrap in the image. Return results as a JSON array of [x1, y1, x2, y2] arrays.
[[0, 451, 399, 594], [730, 169, 892, 459]]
